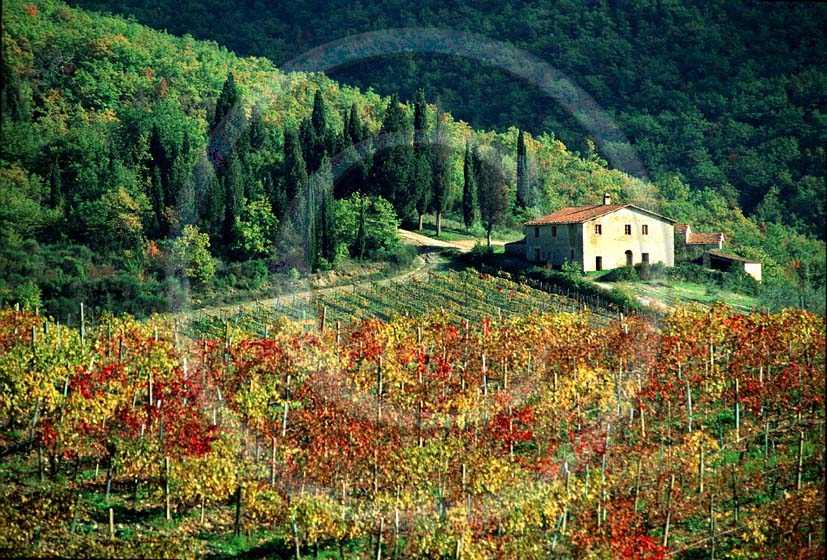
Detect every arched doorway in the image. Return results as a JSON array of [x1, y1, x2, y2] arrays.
[[625, 250, 633, 267]]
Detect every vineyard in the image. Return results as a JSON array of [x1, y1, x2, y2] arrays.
[[0, 303, 824, 558], [190, 269, 620, 340]]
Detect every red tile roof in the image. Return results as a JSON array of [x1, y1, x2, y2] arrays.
[[675, 223, 690, 234], [525, 204, 629, 225], [525, 204, 675, 225], [688, 232, 724, 245]]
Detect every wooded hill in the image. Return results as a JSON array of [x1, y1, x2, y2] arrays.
[[68, 0, 827, 239], [1, 0, 824, 319]]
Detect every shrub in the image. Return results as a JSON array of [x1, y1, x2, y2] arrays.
[[601, 266, 639, 282]]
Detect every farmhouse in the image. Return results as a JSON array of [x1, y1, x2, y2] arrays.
[[513, 194, 676, 272]]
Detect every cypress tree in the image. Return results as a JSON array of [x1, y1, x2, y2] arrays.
[[462, 140, 477, 232], [204, 174, 225, 242], [516, 129, 533, 209], [223, 150, 244, 254], [317, 156, 336, 263], [475, 147, 509, 248], [356, 194, 367, 260], [412, 89, 432, 231], [311, 90, 326, 138], [304, 165, 318, 271], [299, 118, 319, 173], [369, 93, 414, 222], [283, 128, 307, 203], [338, 104, 369, 197], [430, 105, 451, 237], [150, 166, 166, 237], [270, 172, 288, 221], [346, 103, 364, 144], [212, 73, 241, 131], [248, 106, 266, 151]]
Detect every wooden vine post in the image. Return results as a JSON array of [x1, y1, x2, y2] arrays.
[[164, 456, 171, 521], [662, 473, 676, 547], [234, 482, 242, 538], [796, 430, 804, 491]]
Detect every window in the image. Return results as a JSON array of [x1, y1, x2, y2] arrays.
[[625, 250, 633, 267], [595, 256, 603, 271], [642, 253, 650, 264], [595, 224, 602, 235], [534, 226, 539, 238], [642, 224, 649, 235], [624, 224, 631, 235], [552, 226, 557, 237]]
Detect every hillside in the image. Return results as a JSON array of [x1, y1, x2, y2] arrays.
[[68, 0, 827, 239], [1, 0, 824, 321]]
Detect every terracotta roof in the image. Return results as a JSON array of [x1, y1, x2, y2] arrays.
[[707, 250, 759, 264], [525, 204, 628, 225], [675, 223, 690, 234], [525, 204, 676, 225], [688, 232, 724, 245]]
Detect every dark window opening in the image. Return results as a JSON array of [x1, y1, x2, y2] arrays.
[[624, 224, 631, 235], [642, 252, 650, 264], [595, 224, 602, 235], [534, 226, 540, 238], [596, 256, 603, 271], [552, 226, 557, 237], [625, 250, 633, 267], [642, 224, 649, 235]]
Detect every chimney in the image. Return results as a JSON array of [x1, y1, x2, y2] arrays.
[[603, 193, 611, 206]]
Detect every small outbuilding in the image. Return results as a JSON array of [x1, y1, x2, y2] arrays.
[[704, 250, 762, 283]]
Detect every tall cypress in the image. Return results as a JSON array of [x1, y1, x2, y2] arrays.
[[283, 128, 307, 203], [150, 166, 166, 237], [430, 105, 451, 237], [223, 150, 244, 254], [475, 146, 509, 248], [369, 93, 414, 222], [204, 174, 225, 242], [212, 73, 241, 131], [516, 129, 533, 209], [356, 194, 367, 260], [338, 104, 369, 197], [299, 118, 318, 173], [270, 172, 288, 221], [346, 103, 364, 144], [304, 164, 317, 270], [462, 140, 477, 232], [412, 89, 432, 231], [316, 155, 336, 263]]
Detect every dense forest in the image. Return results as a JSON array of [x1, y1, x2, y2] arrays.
[[68, 0, 827, 239], [1, 0, 825, 320]]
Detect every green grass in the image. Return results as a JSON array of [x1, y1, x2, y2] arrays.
[[608, 280, 757, 311], [417, 215, 525, 243]]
